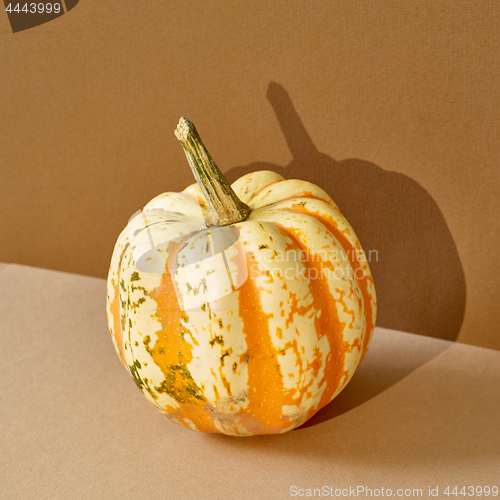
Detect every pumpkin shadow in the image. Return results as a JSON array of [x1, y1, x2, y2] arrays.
[[298, 328, 450, 428], [225, 82, 466, 425]]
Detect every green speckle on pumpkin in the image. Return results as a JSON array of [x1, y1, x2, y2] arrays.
[[154, 360, 205, 404], [129, 359, 158, 401], [220, 348, 232, 367], [131, 297, 146, 311], [209, 334, 224, 347]]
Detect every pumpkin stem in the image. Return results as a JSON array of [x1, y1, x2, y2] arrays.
[[174, 117, 250, 227]]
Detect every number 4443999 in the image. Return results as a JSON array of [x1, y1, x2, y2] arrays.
[[444, 486, 498, 497], [5, 3, 61, 14]]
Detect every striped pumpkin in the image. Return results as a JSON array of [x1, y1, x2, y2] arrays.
[[106, 118, 376, 436]]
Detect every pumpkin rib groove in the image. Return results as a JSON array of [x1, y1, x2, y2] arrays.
[[289, 205, 376, 358], [108, 242, 131, 367], [251, 179, 285, 198]]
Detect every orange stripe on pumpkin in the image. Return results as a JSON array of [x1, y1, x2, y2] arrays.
[[234, 252, 294, 434]]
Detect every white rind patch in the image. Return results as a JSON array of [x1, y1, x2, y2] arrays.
[[231, 170, 285, 204], [184, 293, 249, 410]]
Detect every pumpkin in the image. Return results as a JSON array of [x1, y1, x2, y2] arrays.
[[106, 118, 376, 436]]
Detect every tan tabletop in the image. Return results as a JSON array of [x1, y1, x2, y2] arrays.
[[1, 262, 499, 499]]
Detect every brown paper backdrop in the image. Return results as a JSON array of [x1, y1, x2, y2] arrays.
[[1, 1, 499, 349]]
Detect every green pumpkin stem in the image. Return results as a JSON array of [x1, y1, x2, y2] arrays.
[[174, 117, 250, 227]]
